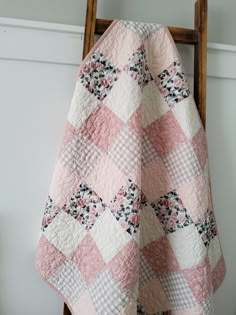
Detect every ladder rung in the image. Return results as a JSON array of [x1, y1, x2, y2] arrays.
[[95, 19, 198, 45]]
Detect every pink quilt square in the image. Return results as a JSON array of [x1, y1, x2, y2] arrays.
[[72, 234, 106, 284], [98, 21, 142, 68], [73, 290, 97, 315], [183, 257, 212, 304], [144, 26, 179, 76], [86, 155, 127, 205], [109, 240, 139, 294], [141, 159, 173, 202], [80, 103, 124, 152], [177, 175, 208, 223], [144, 110, 187, 158], [212, 255, 226, 292], [35, 235, 66, 280], [191, 126, 208, 171], [142, 236, 180, 275], [127, 105, 142, 134]]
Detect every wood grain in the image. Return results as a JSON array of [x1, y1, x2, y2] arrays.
[[82, 0, 98, 59], [194, 0, 208, 129], [63, 303, 71, 315]]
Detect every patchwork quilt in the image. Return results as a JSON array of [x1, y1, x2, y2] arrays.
[[35, 20, 226, 315]]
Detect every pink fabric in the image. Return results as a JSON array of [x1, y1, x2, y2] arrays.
[[35, 19, 226, 315]]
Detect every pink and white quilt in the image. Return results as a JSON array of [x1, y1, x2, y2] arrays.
[[35, 20, 226, 315]]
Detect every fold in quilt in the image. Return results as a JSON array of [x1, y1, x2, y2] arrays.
[[35, 20, 226, 315]]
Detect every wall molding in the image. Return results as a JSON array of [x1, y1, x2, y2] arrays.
[[1, 17, 236, 79]]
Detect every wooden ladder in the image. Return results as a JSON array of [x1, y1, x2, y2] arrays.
[[64, 1, 208, 314]]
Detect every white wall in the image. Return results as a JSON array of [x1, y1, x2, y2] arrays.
[[207, 78, 236, 315], [0, 18, 236, 315], [0, 0, 236, 45], [0, 60, 75, 315]]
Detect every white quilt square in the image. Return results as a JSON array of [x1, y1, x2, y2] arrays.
[[208, 236, 222, 271], [90, 209, 131, 263], [142, 80, 169, 128], [44, 211, 87, 257], [104, 72, 142, 122], [171, 95, 202, 139], [68, 80, 99, 128], [167, 224, 207, 270]]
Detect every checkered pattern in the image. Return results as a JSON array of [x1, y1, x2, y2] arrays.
[[60, 132, 102, 180], [36, 19, 225, 315], [139, 253, 156, 288], [108, 126, 141, 176], [201, 295, 215, 315], [163, 142, 202, 187], [159, 272, 196, 310], [49, 260, 85, 305], [121, 20, 162, 40], [88, 268, 129, 315], [142, 133, 159, 166]]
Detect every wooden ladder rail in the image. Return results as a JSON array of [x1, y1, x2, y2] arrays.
[[63, 0, 207, 314]]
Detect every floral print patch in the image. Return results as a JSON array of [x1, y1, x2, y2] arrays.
[[78, 52, 120, 101], [140, 191, 148, 207], [64, 183, 106, 230], [109, 179, 141, 235], [123, 44, 153, 88], [151, 190, 193, 234], [195, 208, 217, 247], [156, 60, 190, 108], [41, 196, 60, 231]]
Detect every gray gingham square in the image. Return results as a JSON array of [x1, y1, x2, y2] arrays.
[[142, 133, 159, 166], [108, 126, 141, 176], [88, 268, 129, 315], [162, 142, 201, 187], [201, 294, 215, 315], [121, 20, 162, 40], [60, 132, 102, 180], [49, 260, 85, 305], [159, 272, 196, 310], [139, 253, 156, 288]]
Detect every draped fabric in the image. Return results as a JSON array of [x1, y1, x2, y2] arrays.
[[35, 20, 226, 315]]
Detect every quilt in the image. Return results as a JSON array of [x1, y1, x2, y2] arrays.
[[35, 19, 226, 315]]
